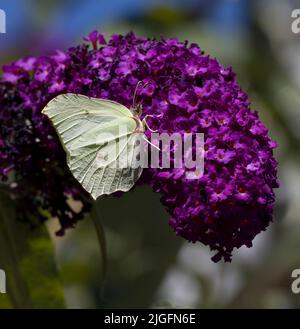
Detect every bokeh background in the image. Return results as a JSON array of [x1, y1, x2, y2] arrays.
[[1, 0, 300, 308]]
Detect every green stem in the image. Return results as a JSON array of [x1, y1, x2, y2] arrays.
[[90, 200, 107, 280], [0, 192, 33, 308]]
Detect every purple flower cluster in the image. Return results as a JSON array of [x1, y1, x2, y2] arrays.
[[0, 32, 278, 260]]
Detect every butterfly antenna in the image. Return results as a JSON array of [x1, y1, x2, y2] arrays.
[[133, 81, 143, 108], [132, 81, 152, 108]]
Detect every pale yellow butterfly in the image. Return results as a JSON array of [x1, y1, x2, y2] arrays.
[[42, 91, 157, 200]]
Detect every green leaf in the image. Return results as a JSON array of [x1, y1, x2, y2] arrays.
[[90, 200, 107, 280], [0, 192, 66, 309]]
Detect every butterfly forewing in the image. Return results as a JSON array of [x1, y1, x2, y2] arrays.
[[42, 93, 144, 199]]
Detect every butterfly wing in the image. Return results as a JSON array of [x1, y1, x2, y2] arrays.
[[42, 93, 143, 199], [73, 133, 143, 198]]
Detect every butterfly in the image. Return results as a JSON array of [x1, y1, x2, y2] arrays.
[[42, 85, 157, 200]]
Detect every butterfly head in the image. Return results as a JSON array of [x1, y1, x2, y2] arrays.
[[132, 103, 143, 118]]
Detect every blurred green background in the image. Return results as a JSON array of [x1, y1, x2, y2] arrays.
[[1, 0, 300, 309]]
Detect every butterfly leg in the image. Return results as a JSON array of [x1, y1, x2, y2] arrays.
[[142, 115, 159, 133], [142, 135, 160, 151]]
